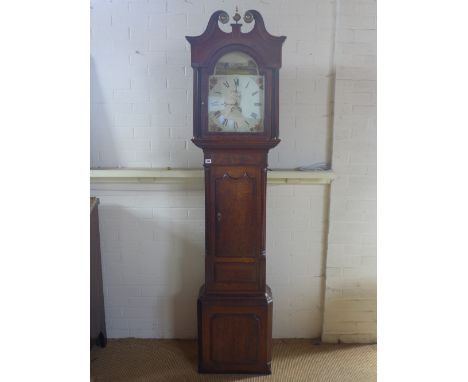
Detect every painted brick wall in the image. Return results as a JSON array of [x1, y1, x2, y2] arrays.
[[91, 182, 329, 338], [322, 0, 377, 343], [90, 0, 337, 169]]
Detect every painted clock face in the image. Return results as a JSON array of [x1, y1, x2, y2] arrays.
[[208, 52, 264, 133]]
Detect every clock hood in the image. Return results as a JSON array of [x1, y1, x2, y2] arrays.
[[186, 10, 286, 69]]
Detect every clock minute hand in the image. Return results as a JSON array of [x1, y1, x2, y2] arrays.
[[233, 93, 242, 111]]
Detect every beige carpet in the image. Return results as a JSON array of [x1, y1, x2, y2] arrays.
[[91, 339, 376, 382]]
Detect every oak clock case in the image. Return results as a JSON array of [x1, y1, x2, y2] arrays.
[[186, 10, 285, 374]]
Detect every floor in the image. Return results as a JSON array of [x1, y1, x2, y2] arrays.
[[91, 339, 377, 381]]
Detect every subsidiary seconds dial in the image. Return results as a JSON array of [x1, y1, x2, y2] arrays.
[[208, 75, 264, 133]]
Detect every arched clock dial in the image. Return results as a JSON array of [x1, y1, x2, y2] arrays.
[[206, 51, 265, 133], [208, 74, 264, 132]]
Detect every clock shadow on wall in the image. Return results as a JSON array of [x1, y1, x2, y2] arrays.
[[267, 15, 335, 170]]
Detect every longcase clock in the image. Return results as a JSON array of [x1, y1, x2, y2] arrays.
[[186, 9, 286, 374]]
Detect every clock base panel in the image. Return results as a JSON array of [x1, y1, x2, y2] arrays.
[[197, 285, 273, 374]]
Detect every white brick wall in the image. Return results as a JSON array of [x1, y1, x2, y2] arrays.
[[91, 0, 377, 341], [322, 0, 377, 343], [90, 0, 337, 169], [91, 182, 329, 338]]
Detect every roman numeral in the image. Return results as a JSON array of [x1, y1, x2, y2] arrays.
[[223, 81, 230, 88], [245, 81, 250, 88], [251, 91, 258, 96], [234, 121, 238, 130], [222, 118, 228, 127], [234, 78, 239, 87]]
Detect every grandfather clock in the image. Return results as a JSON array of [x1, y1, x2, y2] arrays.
[[186, 9, 285, 374]]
